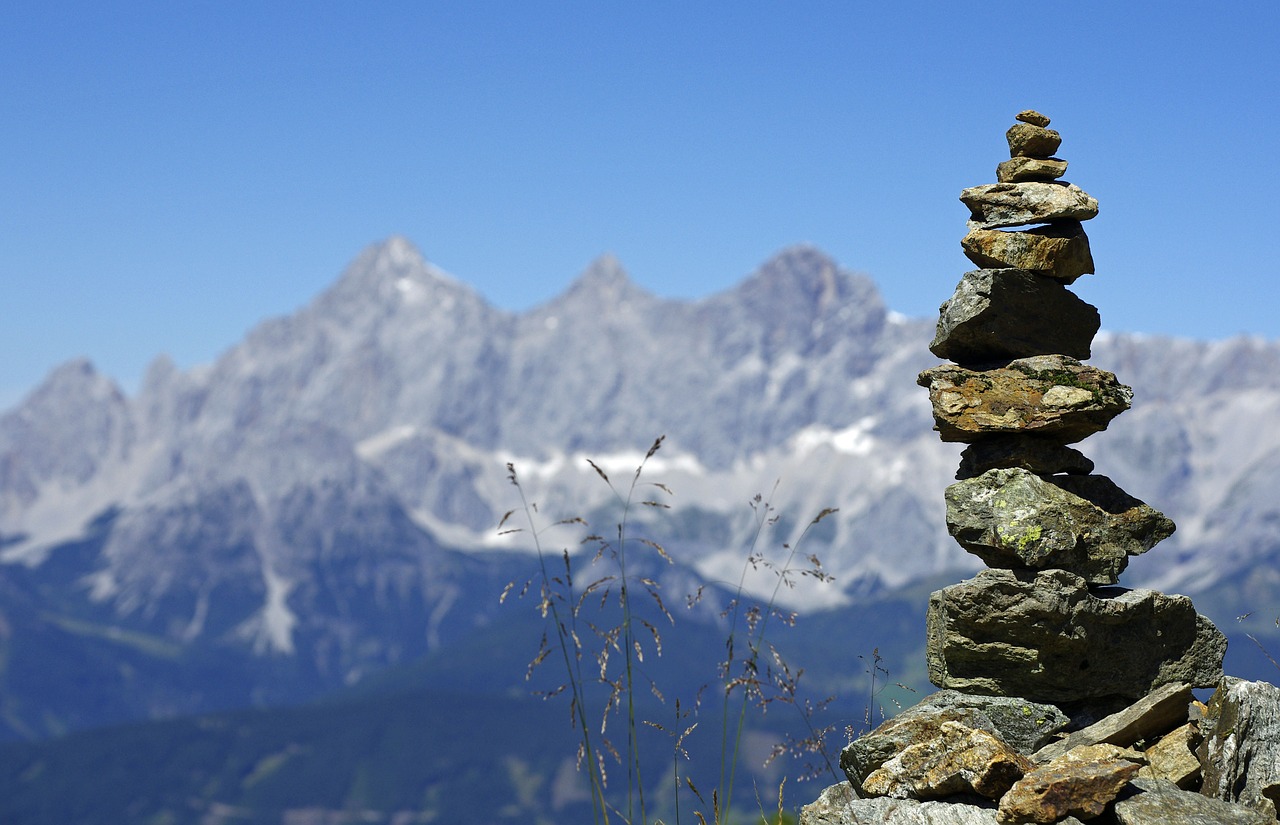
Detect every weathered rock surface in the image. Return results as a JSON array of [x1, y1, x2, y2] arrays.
[[1015, 110, 1051, 128], [961, 182, 1098, 230], [961, 223, 1094, 282], [1006, 123, 1062, 158], [929, 269, 1100, 363], [917, 356, 1132, 444], [996, 744, 1141, 823], [913, 691, 1071, 754], [842, 692, 1070, 793], [997, 157, 1068, 183], [1113, 777, 1274, 825], [1034, 682, 1195, 763], [1138, 722, 1201, 788], [799, 781, 1089, 825], [956, 436, 1094, 479], [926, 570, 1226, 701], [944, 469, 1175, 583], [1198, 677, 1280, 819], [862, 721, 1033, 800]]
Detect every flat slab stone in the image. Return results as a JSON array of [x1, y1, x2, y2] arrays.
[[917, 356, 1132, 444], [945, 468, 1175, 583], [961, 182, 1098, 230], [996, 156, 1068, 183], [1015, 110, 1051, 127], [961, 223, 1094, 283], [930, 269, 1099, 363], [926, 569, 1227, 702], [957, 436, 1094, 479], [1034, 682, 1195, 763], [1113, 777, 1274, 825]]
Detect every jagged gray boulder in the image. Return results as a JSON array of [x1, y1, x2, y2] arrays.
[[929, 269, 1100, 363], [944, 468, 1175, 583], [961, 182, 1098, 230], [799, 781, 1089, 825], [926, 569, 1226, 702], [917, 356, 1132, 444], [956, 436, 1093, 479], [1113, 777, 1274, 825], [960, 223, 1093, 282], [1198, 677, 1280, 819]]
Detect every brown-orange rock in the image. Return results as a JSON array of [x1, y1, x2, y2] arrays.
[[997, 745, 1142, 823], [1006, 123, 1062, 158], [961, 223, 1094, 283], [917, 356, 1132, 444], [997, 156, 1069, 182]]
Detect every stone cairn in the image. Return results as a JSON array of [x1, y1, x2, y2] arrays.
[[801, 112, 1280, 825]]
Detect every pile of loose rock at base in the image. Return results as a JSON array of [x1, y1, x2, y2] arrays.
[[801, 111, 1280, 825]]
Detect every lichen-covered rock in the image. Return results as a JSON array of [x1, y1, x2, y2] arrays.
[[912, 691, 1070, 754], [996, 156, 1068, 183], [917, 356, 1132, 444], [996, 744, 1142, 823], [1198, 677, 1280, 820], [961, 223, 1093, 282], [926, 569, 1226, 702], [1015, 110, 1051, 128], [1005, 123, 1062, 159], [1113, 777, 1274, 825], [944, 469, 1175, 583], [956, 436, 1094, 479], [961, 182, 1098, 230], [929, 269, 1099, 363], [861, 721, 1033, 800]]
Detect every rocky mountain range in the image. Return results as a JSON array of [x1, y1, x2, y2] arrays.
[[2, 236, 1279, 739]]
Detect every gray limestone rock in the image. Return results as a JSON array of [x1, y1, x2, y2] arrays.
[[956, 436, 1094, 479], [799, 781, 1090, 825], [944, 469, 1175, 583], [926, 569, 1227, 702], [996, 157, 1068, 183], [930, 269, 1100, 363], [961, 182, 1098, 230], [1198, 677, 1280, 820], [961, 223, 1094, 283], [1113, 777, 1274, 825], [1006, 123, 1062, 158], [917, 356, 1132, 444]]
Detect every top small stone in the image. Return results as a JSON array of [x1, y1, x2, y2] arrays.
[[1016, 110, 1051, 127]]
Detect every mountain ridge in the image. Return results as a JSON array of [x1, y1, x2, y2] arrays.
[[3, 237, 1280, 740]]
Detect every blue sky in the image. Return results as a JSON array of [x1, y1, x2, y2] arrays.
[[3, 2, 1278, 409]]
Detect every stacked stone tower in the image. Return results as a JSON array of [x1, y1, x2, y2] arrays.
[[917, 110, 1226, 707], [804, 111, 1277, 825]]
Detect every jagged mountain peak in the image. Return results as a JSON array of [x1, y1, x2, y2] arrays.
[[556, 253, 651, 307]]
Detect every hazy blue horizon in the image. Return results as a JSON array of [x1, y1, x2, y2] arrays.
[[4, 2, 1278, 408]]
